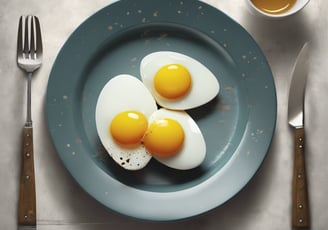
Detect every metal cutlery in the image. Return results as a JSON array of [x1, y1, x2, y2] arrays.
[[287, 43, 310, 229], [17, 15, 42, 230]]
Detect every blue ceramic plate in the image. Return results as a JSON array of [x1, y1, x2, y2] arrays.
[[46, 0, 276, 221]]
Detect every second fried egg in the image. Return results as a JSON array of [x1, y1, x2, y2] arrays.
[[140, 51, 220, 110]]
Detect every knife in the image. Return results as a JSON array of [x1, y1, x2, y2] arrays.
[[288, 42, 310, 228]]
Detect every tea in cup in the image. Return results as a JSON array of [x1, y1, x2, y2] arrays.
[[246, 0, 310, 18]]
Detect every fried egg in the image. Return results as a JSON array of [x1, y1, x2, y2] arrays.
[[140, 51, 220, 110], [95, 74, 157, 170], [144, 108, 206, 170]]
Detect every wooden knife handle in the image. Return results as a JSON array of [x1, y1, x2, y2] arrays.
[[18, 127, 36, 226], [292, 127, 310, 228]]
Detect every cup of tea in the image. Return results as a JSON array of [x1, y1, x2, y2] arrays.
[[245, 0, 310, 18]]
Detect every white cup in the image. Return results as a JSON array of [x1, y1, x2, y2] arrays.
[[245, 0, 310, 19]]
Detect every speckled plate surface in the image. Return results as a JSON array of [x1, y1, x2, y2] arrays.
[[46, 0, 276, 221]]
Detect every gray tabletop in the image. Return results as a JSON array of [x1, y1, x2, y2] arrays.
[[1, 0, 327, 229]]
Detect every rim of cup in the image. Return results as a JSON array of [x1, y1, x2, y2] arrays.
[[246, 0, 310, 18]]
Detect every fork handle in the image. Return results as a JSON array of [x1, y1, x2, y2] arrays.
[[18, 127, 36, 226], [292, 127, 310, 228]]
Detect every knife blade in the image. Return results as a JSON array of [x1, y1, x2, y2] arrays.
[[287, 42, 310, 228]]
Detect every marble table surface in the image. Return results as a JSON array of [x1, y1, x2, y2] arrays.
[[1, 0, 327, 229]]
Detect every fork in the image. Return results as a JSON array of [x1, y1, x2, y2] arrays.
[[17, 15, 42, 230]]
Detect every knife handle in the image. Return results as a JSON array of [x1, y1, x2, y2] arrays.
[[18, 127, 36, 226], [292, 127, 310, 228]]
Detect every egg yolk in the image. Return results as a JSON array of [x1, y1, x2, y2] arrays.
[[110, 111, 148, 146], [154, 64, 192, 100], [143, 118, 184, 157]]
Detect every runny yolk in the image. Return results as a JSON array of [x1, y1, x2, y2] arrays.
[[143, 118, 184, 157], [110, 111, 148, 146], [154, 64, 192, 100]]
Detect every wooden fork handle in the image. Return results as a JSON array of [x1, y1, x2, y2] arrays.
[[18, 127, 36, 226], [292, 127, 310, 228]]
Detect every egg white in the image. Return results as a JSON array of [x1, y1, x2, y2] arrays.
[[140, 51, 220, 110], [148, 108, 206, 170], [95, 74, 157, 170]]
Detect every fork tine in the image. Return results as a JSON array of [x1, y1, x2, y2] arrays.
[[34, 16, 42, 58], [23, 16, 29, 55], [17, 16, 23, 60], [30, 16, 36, 58]]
